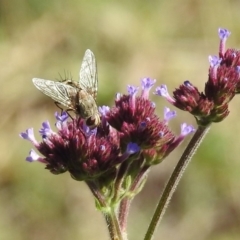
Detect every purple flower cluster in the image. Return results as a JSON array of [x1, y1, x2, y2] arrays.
[[155, 28, 240, 126], [20, 79, 194, 183]]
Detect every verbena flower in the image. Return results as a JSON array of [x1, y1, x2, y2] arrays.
[[155, 28, 240, 126], [20, 79, 194, 203]]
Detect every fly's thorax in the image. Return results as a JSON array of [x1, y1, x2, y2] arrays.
[[75, 89, 99, 119], [63, 80, 79, 88]]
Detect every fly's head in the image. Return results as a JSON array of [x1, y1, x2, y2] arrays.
[[85, 113, 101, 129]]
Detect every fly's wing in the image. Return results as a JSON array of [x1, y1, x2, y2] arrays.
[[32, 78, 77, 108], [79, 49, 98, 100]]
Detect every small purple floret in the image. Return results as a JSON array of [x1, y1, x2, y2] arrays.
[[218, 28, 231, 56], [19, 128, 38, 145], [115, 93, 122, 101], [218, 28, 231, 40], [139, 121, 147, 131], [159, 131, 164, 138], [155, 85, 170, 98], [127, 85, 139, 96], [39, 121, 54, 138], [180, 123, 195, 136], [155, 85, 177, 105], [183, 80, 195, 90], [209, 55, 222, 68], [236, 66, 240, 73], [151, 102, 156, 108], [99, 105, 110, 116], [141, 77, 156, 99], [55, 112, 68, 122], [26, 149, 41, 162], [100, 145, 106, 151], [55, 112, 69, 130], [82, 124, 97, 136], [164, 107, 176, 122], [126, 142, 140, 155], [141, 78, 156, 90]]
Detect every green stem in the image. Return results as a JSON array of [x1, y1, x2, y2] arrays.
[[104, 207, 125, 240], [86, 181, 106, 207], [119, 166, 150, 232], [113, 161, 130, 203], [86, 181, 124, 240], [144, 125, 210, 240]]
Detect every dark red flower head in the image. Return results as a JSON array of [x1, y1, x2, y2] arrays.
[[20, 79, 194, 183], [155, 28, 240, 126]]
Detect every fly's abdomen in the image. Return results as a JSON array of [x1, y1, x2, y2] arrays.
[[76, 89, 98, 119]]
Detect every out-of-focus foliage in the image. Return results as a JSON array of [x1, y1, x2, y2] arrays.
[[1, 0, 240, 239]]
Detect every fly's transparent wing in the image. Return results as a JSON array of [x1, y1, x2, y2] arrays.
[[79, 49, 98, 100], [32, 78, 77, 108]]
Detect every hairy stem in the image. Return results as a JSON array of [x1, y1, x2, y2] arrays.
[[144, 125, 210, 240], [86, 181, 124, 240], [104, 208, 125, 240], [119, 166, 149, 232]]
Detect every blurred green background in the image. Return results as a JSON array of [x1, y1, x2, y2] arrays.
[[1, 0, 240, 239]]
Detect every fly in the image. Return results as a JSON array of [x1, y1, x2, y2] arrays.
[[32, 49, 100, 129]]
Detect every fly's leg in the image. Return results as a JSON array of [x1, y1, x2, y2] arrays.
[[65, 109, 74, 120], [54, 102, 64, 115], [54, 102, 74, 120]]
